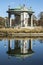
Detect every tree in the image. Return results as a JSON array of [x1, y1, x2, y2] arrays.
[[33, 15, 37, 26], [38, 12, 43, 26], [0, 17, 5, 27]]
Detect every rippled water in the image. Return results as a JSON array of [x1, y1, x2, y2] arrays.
[[0, 38, 43, 65]]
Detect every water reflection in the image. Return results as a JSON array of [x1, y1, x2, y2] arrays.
[[0, 38, 43, 65], [39, 39, 43, 43], [6, 39, 34, 58]]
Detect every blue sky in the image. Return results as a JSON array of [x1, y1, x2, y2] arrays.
[[0, 0, 43, 17]]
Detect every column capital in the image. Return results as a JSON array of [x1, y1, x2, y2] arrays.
[[29, 13, 33, 16]]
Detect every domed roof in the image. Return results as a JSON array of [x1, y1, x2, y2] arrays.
[[14, 4, 33, 12], [7, 4, 34, 15]]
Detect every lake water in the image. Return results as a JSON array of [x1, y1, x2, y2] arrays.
[[0, 38, 43, 65]]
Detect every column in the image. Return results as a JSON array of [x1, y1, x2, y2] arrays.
[[10, 18, 11, 27], [20, 13, 24, 27], [20, 13, 22, 27], [31, 14, 33, 27], [29, 14, 31, 26], [8, 13, 11, 27]]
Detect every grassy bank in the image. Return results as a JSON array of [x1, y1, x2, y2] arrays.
[[0, 27, 43, 33], [0, 27, 43, 38]]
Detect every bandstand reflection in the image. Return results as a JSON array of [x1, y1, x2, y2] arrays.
[[7, 39, 34, 58]]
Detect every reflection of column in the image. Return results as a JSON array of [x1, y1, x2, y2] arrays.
[[15, 40, 20, 49], [21, 40, 28, 53], [8, 40, 11, 51], [21, 40, 23, 53], [23, 40, 27, 53], [29, 39, 32, 50]]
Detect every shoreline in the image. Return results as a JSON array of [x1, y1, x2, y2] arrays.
[[0, 27, 43, 37]]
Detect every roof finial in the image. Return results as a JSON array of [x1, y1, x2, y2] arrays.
[[23, 4, 25, 7], [29, 6, 32, 11], [30, 6, 32, 9], [8, 5, 10, 10]]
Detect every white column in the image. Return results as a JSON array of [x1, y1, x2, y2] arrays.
[[31, 14, 33, 27], [10, 18, 12, 27], [23, 12, 25, 26], [23, 12, 27, 27], [21, 12, 25, 27], [20, 13, 22, 27]]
